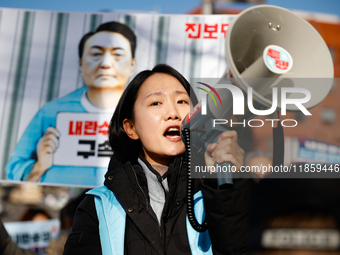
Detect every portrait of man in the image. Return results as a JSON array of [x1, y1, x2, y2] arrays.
[[5, 21, 137, 186]]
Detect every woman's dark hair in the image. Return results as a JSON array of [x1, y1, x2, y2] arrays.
[[109, 64, 197, 163]]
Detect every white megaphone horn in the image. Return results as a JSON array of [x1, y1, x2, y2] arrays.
[[218, 4, 334, 117]]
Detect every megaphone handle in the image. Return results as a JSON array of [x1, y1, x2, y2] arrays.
[[216, 162, 233, 188]]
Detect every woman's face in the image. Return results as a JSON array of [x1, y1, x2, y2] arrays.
[[124, 73, 190, 165]]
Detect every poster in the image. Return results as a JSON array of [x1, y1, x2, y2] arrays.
[[4, 219, 60, 254], [0, 7, 234, 186]]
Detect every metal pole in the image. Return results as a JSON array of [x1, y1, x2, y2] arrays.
[[202, 0, 213, 14]]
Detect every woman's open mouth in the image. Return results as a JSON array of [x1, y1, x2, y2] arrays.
[[164, 127, 181, 141]]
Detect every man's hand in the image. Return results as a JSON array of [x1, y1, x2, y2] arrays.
[[27, 127, 60, 182]]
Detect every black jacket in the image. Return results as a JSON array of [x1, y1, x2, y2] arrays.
[[63, 155, 252, 255]]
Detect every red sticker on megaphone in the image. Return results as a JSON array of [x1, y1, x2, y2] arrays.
[[263, 45, 293, 74]]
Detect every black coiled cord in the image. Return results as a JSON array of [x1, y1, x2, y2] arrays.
[[182, 127, 208, 232]]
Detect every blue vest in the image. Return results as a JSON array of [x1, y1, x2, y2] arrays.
[[87, 186, 213, 255]]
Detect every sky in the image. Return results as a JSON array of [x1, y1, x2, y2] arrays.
[[0, 0, 339, 18]]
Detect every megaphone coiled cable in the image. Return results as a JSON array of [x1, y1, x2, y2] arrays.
[[182, 127, 208, 233]]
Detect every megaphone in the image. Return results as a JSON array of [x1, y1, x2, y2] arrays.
[[225, 4, 333, 110], [182, 5, 334, 232], [207, 4, 334, 124]]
